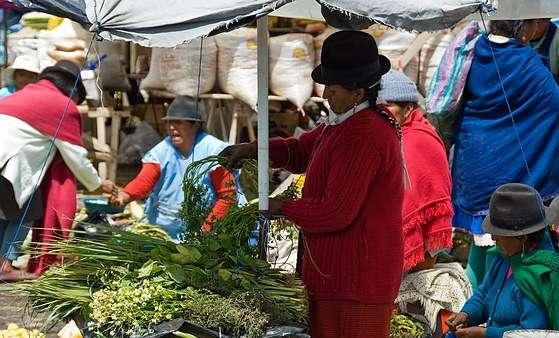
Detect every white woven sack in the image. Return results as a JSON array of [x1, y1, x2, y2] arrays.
[[215, 28, 258, 108], [313, 28, 338, 97], [159, 37, 217, 97], [382, 31, 419, 80], [8, 38, 53, 71], [418, 31, 456, 96], [368, 27, 419, 82], [270, 33, 315, 109], [141, 48, 165, 90]]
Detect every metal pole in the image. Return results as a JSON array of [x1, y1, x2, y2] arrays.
[[256, 15, 269, 260]]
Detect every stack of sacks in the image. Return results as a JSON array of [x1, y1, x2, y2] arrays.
[[270, 33, 315, 109], [8, 37, 52, 70], [215, 28, 259, 108], [364, 25, 419, 82], [45, 18, 90, 66], [141, 37, 217, 97], [48, 39, 87, 66]]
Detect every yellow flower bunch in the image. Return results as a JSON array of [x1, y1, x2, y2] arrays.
[[0, 324, 45, 338]]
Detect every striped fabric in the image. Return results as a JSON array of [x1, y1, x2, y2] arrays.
[[426, 21, 481, 116]]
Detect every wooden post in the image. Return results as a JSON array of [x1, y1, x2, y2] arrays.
[[95, 108, 108, 180]]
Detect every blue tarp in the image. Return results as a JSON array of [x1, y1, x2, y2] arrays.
[[10, 0, 484, 47]]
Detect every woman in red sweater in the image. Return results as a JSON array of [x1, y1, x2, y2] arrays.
[[221, 31, 404, 338]]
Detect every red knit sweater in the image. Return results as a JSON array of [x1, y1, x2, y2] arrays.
[[271, 107, 404, 304]]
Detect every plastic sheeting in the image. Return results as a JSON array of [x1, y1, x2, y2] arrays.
[[11, 0, 559, 47], [318, 0, 483, 31], [272, 0, 482, 31], [11, 0, 484, 47], [485, 0, 559, 20], [12, 0, 293, 47]]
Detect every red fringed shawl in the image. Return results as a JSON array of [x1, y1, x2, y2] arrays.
[[401, 108, 453, 270]]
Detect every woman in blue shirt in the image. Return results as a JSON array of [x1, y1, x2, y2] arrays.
[[446, 183, 557, 337]]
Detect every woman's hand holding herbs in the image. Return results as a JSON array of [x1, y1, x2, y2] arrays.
[[218, 143, 257, 169]]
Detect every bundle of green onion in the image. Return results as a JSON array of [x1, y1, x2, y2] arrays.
[[17, 226, 306, 337], [17, 155, 307, 337]]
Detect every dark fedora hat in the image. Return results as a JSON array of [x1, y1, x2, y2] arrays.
[[39, 60, 86, 104], [483, 183, 555, 236], [311, 30, 391, 86]]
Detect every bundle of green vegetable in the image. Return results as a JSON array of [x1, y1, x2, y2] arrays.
[[17, 156, 307, 337], [128, 222, 171, 241], [390, 313, 426, 338], [179, 156, 297, 252], [17, 227, 307, 337]]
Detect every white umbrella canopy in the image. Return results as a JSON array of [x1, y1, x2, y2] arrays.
[[12, 0, 294, 47], [304, 0, 483, 31], [272, 0, 559, 31], [485, 0, 559, 20], [12, 0, 493, 45], [11, 0, 559, 49]]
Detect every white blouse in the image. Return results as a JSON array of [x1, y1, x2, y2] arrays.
[[0, 114, 101, 208]]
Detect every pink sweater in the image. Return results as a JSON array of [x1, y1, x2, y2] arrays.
[[271, 107, 404, 304]]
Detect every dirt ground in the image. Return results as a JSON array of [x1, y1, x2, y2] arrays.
[[0, 284, 63, 337]]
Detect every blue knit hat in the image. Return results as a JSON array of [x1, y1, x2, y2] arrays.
[[378, 70, 419, 103]]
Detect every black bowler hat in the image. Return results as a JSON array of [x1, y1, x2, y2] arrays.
[[483, 183, 558, 236], [311, 30, 391, 86], [40, 60, 86, 104]]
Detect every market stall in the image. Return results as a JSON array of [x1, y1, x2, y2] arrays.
[[5, 0, 559, 336]]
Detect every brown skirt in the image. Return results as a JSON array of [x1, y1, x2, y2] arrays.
[[309, 300, 393, 338]]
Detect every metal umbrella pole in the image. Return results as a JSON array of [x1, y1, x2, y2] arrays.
[[256, 15, 269, 260]]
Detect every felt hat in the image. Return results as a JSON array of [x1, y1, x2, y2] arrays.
[[162, 95, 205, 122], [311, 30, 391, 87], [483, 183, 556, 236]]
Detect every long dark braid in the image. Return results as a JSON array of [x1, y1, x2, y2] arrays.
[[366, 84, 402, 140]]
